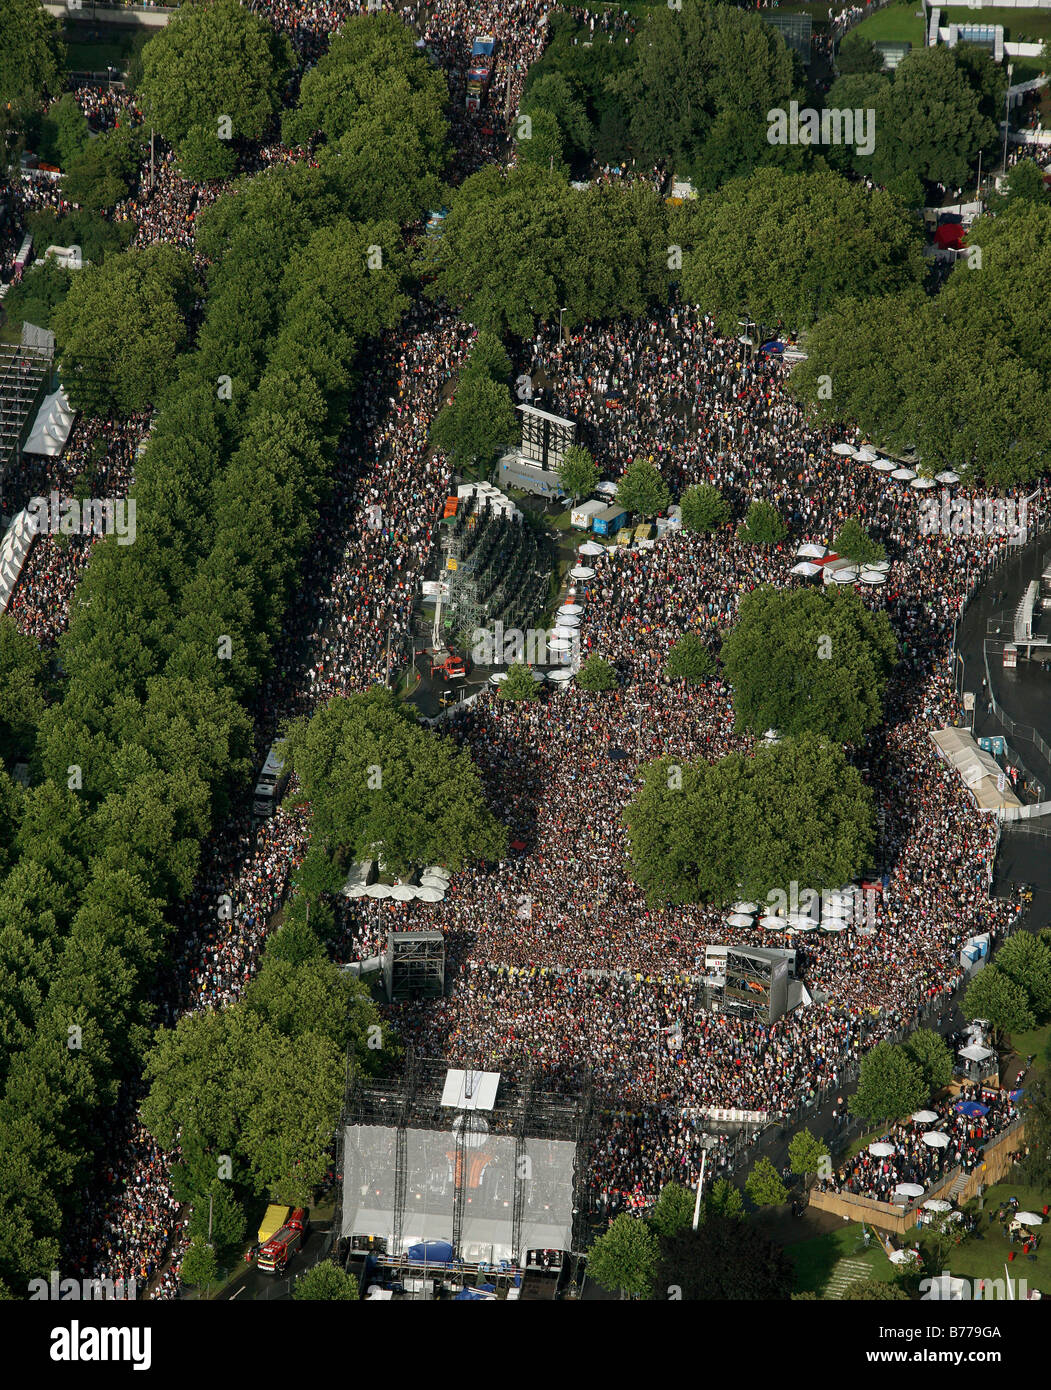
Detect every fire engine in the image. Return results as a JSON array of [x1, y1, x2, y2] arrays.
[[430, 650, 467, 681], [256, 1208, 308, 1274]]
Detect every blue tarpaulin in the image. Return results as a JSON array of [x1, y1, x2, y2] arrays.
[[407, 1240, 454, 1265], [955, 1101, 989, 1117], [760, 340, 785, 355], [453, 1287, 488, 1300]]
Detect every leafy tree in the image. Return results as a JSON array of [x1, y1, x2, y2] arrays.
[[849, 1041, 926, 1123], [615, 458, 670, 519], [138, 0, 292, 154], [460, 330, 511, 387], [53, 244, 196, 416], [575, 655, 618, 692], [187, 1181, 246, 1257], [179, 1238, 218, 1291], [963, 965, 1037, 1039], [430, 373, 519, 470], [516, 106, 568, 178], [281, 688, 507, 874], [704, 1179, 745, 1223], [681, 483, 729, 533], [788, 1129, 829, 1183], [657, 1215, 793, 1300], [624, 733, 874, 907], [869, 47, 997, 189], [666, 633, 715, 685], [674, 168, 923, 334], [649, 1181, 696, 1239], [587, 1213, 659, 1299], [0, 0, 64, 113], [522, 70, 592, 158], [832, 519, 885, 566], [720, 585, 897, 744], [27, 208, 134, 267], [837, 31, 884, 75], [175, 124, 238, 183], [842, 1277, 908, 1300], [499, 662, 542, 704], [902, 1029, 953, 1095], [989, 932, 1051, 1021], [993, 159, 1050, 210], [558, 444, 599, 504], [745, 1156, 788, 1207], [562, 183, 669, 327], [62, 125, 145, 211], [39, 94, 90, 170], [737, 500, 787, 546], [294, 1261, 359, 1300], [0, 616, 48, 762]]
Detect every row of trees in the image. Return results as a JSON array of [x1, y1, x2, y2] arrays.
[[0, 12, 437, 1296]]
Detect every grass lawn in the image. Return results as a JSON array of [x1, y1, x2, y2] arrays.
[[1008, 1021, 1051, 1077], [788, 1222, 900, 1294], [916, 1183, 1051, 1295], [854, 2, 928, 48], [62, 27, 141, 74]]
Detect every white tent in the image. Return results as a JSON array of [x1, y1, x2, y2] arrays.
[[23, 387, 75, 458], [790, 561, 821, 578], [0, 507, 39, 614], [958, 1043, 994, 1062], [796, 543, 828, 559]]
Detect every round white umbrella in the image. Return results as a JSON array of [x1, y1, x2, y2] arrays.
[[869, 1142, 895, 1157], [530, 669, 545, 682], [895, 1183, 925, 1198], [366, 883, 393, 899], [419, 877, 448, 891], [866, 560, 891, 573], [489, 672, 508, 685], [791, 561, 821, 577], [733, 902, 759, 915], [558, 603, 584, 616], [934, 471, 959, 485], [595, 481, 619, 497], [820, 920, 848, 932], [786, 915, 817, 931], [726, 913, 754, 928], [911, 476, 935, 491], [892, 467, 917, 482], [870, 458, 896, 473], [548, 639, 574, 652], [832, 567, 859, 584], [856, 446, 878, 462], [415, 885, 445, 902], [796, 543, 828, 558], [391, 885, 416, 902], [578, 542, 604, 556], [555, 614, 581, 628], [547, 668, 572, 683], [888, 1248, 917, 1264], [343, 885, 368, 899], [832, 442, 855, 456], [911, 1110, 938, 1124], [859, 570, 887, 586], [923, 1199, 952, 1212], [570, 565, 596, 580], [759, 915, 785, 930], [423, 865, 450, 881], [1015, 1212, 1043, 1226]]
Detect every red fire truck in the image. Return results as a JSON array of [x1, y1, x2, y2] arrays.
[[256, 1208, 309, 1274]]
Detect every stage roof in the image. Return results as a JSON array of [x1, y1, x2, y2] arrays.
[[441, 1069, 500, 1111]]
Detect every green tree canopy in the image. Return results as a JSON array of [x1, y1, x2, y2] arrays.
[[901, 1028, 953, 1095], [62, 125, 146, 212], [849, 1041, 927, 1123], [575, 654, 618, 692], [0, 616, 49, 763], [737, 499, 786, 546], [52, 244, 196, 416], [430, 373, 519, 469], [187, 1181, 246, 1257], [963, 964, 1037, 1038], [989, 932, 1051, 1021], [587, 1213, 659, 1299], [280, 688, 507, 875], [843, 1277, 909, 1300], [673, 168, 923, 334], [293, 1260, 360, 1300], [624, 733, 874, 907], [649, 1181, 696, 1239], [681, 483, 730, 533], [615, 458, 670, 519], [720, 584, 897, 744], [558, 444, 599, 504], [788, 1129, 829, 1182], [179, 1237, 218, 1290], [498, 662, 542, 703], [832, 519, 885, 566], [0, 0, 64, 112], [665, 632, 716, 685], [745, 1156, 788, 1207], [138, 0, 292, 153], [837, 31, 884, 75]]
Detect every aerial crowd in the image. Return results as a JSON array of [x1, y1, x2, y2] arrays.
[[0, 0, 1033, 1296]]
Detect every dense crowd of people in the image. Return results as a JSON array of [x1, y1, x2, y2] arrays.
[[0, 0, 1034, 1295]]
